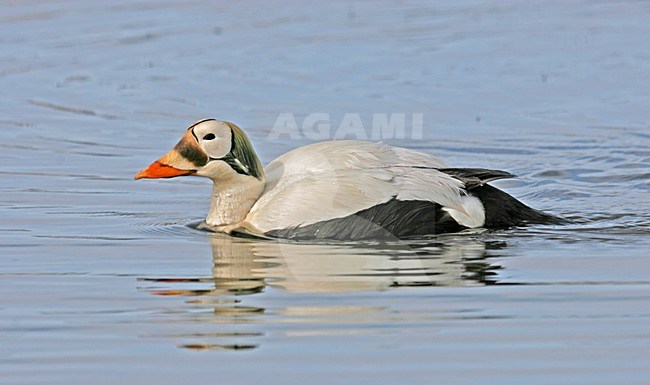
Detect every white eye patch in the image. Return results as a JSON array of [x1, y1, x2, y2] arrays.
[[193, 120, 232, 159]]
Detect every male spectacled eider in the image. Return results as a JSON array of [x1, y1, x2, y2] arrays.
[[135, 119, 562, 240]]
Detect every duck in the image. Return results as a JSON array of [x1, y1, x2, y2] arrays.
[[135, 119, 561, 240]]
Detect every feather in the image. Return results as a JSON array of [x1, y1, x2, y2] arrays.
[[244, 141, 483, 233], [469, 184, 566, 227], [266, 199, 464, 240], [438, 168, 515, 190], [225, 122, 264, 179]]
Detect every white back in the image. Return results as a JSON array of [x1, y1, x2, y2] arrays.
[[243, 141, 484, 232]]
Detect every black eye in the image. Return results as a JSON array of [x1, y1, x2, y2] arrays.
[[202, 133, 216, 141]]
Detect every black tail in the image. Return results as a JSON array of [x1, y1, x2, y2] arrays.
[[471, 184, 565, 228], [439, 167, 565, 228]]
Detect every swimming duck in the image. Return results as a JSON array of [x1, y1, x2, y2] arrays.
[[135, 119, 560, 240]]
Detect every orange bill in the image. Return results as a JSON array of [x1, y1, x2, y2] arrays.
[[134, 161, 196, 180]]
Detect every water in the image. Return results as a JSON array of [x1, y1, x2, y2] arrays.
[[2, 1, 649, 384]]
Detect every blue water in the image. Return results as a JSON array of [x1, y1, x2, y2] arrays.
[[1, 1, 649, 384]]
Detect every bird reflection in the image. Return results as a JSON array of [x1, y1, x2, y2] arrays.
[[216, 235, 504, 293], [140, 232, 507, 350]]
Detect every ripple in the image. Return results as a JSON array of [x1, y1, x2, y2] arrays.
[[167, 332, 263, 338], [15, 188, 126, 195], [179, 343, 258, 351], [580, 172, 650, 183], [534, 170, 573, 178], [0, 170, 107, 179], [29, 100, 120, 120], [35, 235, 143, 241], [135, 223, 205, 239]]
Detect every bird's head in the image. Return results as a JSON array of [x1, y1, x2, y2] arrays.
[[134, 119, 264, 182]]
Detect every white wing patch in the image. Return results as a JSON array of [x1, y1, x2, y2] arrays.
[[243, 140, 486, 232], [246, 168, 395, 232], [443, 195, 485, 228]]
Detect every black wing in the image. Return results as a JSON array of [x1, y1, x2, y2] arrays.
[[437, 168, 516, 190]]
